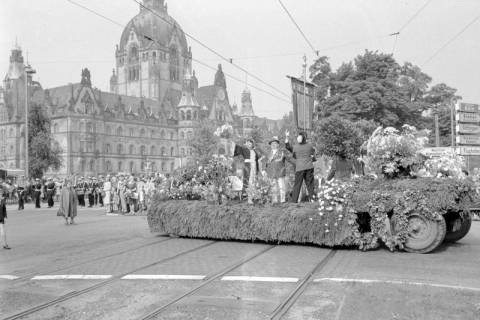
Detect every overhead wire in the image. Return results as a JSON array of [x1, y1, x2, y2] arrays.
[[66, 0, 291, 105], [277, 0, 317, 56], [423, 14, 480, 66], [132, 0, 291, 99]]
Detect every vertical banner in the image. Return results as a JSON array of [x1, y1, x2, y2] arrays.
[[288, 76, 316, 130]]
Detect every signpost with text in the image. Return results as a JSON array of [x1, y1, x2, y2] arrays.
[[455, 102, 480, 170]]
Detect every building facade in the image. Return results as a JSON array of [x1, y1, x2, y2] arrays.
[[0, 0, 278, 177]]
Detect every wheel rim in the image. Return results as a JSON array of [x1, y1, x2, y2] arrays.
[[406, 214, 442, 251]]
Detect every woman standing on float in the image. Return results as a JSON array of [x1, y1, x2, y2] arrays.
[[285, 130, 316, 203], [232, 138, 264, 203]]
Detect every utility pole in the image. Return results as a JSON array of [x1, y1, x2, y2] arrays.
[[24, 65, 36, 180], [302, 55, 307, 132]]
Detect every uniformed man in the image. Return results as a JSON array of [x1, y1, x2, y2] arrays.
[[46, 178, 56, 208], [87, 177, 95, 207], [96, 176, 104, 207], [75, 177, 86, 207], [17, 183, 25, 210], [34, 178, 42, 208]]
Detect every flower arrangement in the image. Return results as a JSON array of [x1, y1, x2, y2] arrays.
[[214, 124, 234, 139], [365, 125, 428, 178], [317, 179, 352, 235], [417, 152, 466, 179], [246, 175, 272, 204]]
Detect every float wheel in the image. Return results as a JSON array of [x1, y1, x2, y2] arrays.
[[403, 214, 446, 254], [444, 211, 472, 243]]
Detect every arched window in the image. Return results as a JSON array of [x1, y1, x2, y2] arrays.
[[129, 128, 134, 137], [105, 144, 111, 154], [89, 159, 95, 172], [80, 122, 85, 132], [118, 161, 123, 172], [106, 160, 112, 172], [193, 111, 198, 120], [150, 130, 155, 138], [117, 144, 123, 154], [140, 145, 146, 156], [161, 161, 166, 171], [169, 45, 179, 81], [129, 161, 135, 173], [161, 146, 166, 156], [160, 130, 165, 139], [180, 131, 185, 140], [129, 145, 135, 155], [170, 147, 174, 156], [181, 111, 185, 120], [80, 160, 86, 172], [116, 126, 123, 136], [170, 162, 174, 172], [9, 145, 14, 155], [53, 123, 59, 133], [86, 122, 93, 133], [106, 125, 111, 135], [186, 110, 192, 120], [170, 132, 174, 140], [151, 146, 156, 156], [140, 129, 145, 137], [181, 148, 185, 156], [129, 46, 138, 63], [187, 131, 193, 140], [141, 161, 145, 171]]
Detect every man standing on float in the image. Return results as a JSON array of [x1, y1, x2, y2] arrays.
[[232, 139, 264, 203]]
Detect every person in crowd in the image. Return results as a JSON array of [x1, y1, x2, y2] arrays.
[[57, 178, 78, 225], [75, 177, 86, 207], [0, 187, 11, 249], [264, 136, 287, 203], [232, 138, 264, 203], [86, 177, 95, 208], [103, 175, 112, 214], [118, 175, 127, 213], [285, 130, 316, 203], [97, 176, 104, 207], [111, 175, 120, 212], [17, 183, 25, 210], [126, 175, 138, 213], [46, 177, 56, 208], [34, 178, 43, 208]]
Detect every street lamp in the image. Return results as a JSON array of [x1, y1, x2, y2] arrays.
[[24, 65, 36, 180]]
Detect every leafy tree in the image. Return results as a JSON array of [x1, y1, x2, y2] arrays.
[[188, 120, 221, 165], [314, 116, 363, 159], [29, 104, 63, 178]]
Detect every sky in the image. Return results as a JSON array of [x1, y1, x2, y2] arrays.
[[1, 0, 480, 120]]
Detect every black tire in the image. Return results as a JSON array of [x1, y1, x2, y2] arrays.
[[444, 211, 472, 243], [403, 214, 446, 254]]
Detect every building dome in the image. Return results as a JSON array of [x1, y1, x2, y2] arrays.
[[118, 0, 188, 53]]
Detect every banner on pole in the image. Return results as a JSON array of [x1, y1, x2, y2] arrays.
[[288, 76, 316, 130]]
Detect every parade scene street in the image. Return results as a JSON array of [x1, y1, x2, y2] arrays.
[[2, 0, 480, 319]]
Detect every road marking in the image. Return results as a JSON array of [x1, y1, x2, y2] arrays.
[[31, 275, 112, 280], [0, 275, 19, 280], [221, 276, 299, 283], [122, 275, 206, 280], [314, 278, 480, 292]]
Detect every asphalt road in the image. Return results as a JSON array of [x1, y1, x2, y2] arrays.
[[1, 202, 479, 320]]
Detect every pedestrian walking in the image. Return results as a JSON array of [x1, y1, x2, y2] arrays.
[[33, 178, 42, 208], [46, 178, 56, 208], [285, 131, 316, 203], [57, 179, 78, 225], [0, 188, 11, 249], [17, 185, 25, 210], [75, 177, 86, 207]]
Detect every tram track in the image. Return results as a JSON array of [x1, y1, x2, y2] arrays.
[[138, 244, 276, 320], [10, 237, 173, 283], [2, 240, 217, 320], [269, 249, 337, 320]]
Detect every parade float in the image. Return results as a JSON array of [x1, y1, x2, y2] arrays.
[[148, 125, 476, 254]]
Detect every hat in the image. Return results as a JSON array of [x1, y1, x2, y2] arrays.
[[269, 136, 280, 145], [35, 178, 40, 181]]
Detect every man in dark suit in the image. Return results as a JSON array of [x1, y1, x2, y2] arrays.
[[34, 178, 42, 208]]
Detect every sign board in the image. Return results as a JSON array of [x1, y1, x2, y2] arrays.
[[456, 102, 480, 113], [288, 76, 316, 131], [457, 147, 480, 156], [457, 112, 480, 123], [456, 123, 480, 135], [456, 135, 480, 145], [421, 147, 455, 157]]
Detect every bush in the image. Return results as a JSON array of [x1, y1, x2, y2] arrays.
[[314, 116, 363, 159]]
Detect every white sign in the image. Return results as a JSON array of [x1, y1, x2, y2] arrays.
[[456, 102, 480, 113], [457, 147, 480, 156], [456, 123, 480, 135], [457, 112, 480, 123], [421, 147, 455, 157], [456, 135, 480, 145]]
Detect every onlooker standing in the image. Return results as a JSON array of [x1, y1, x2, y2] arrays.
[[285, 131, 316, 203], [57, 179, 78, 225], [103, 175, 112, 214], [34, 178, 42, 208], [17, 184, 25, 210], [46, 178, 56, 208], [0, 188, 11, 249]]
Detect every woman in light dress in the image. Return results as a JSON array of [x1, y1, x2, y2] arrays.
[[103, 175, 112, 213]]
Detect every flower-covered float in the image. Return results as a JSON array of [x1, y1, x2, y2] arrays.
[[148, 125, 475, 254]]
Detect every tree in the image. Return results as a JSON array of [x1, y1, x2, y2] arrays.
[[313, 50, 435, 129], [188, 120, 220, 165], [314, 116, 363, 159], [29, 103, 63, 178]]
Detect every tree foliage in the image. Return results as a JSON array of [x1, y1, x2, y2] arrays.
[[188, 120, 221, 165], [29, 104, 63, 178], [314, 116, 363, 159]]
